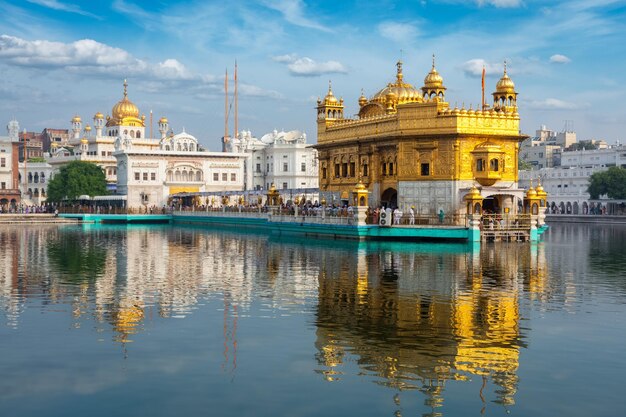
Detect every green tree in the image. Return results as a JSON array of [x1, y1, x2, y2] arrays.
[[588, 167, 626, 199], [518, 159, 533, 171], [47, 161, 108, 202], [567, 141, 598, 151]]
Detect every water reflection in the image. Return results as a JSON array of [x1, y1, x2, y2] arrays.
[[2, 223, 625, 416], [313, 243, 546, 414]]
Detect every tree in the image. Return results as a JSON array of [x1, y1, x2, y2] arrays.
[[47, 161, 108, 202], [588, 167, 626, 199], [518, 159, 533, 171], [567, 141, 598, 151]]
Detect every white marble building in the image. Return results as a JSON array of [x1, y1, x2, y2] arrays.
[[519, 145, 626, 214], [226, 129, 318, 191], [115, 130, 246, 208]]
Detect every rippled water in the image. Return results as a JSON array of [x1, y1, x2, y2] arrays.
[[1, 223, 625, 416]]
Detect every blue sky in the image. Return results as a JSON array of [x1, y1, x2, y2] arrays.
[[0, 0, 625, 150]]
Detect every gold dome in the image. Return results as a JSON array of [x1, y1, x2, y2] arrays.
[[423, 55, 444, 89], [323, 81, 339, 105], [84, 125, 92, 131], [526, 186, 537, 198], [159, 116, 168, 124], [535, 180, 547, 197], [464, 186, 483, 201], [94, 112, 104, 120], [71, 115, 82, 123], [112, 80, 140, 119], [371, 60, 422, 105], [358, 89, 367, 107], [80, 137, 88, 144], [496, 62, 516, 94]]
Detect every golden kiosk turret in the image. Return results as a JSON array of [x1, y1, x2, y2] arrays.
[[266, 183, 280, 207], [524, 180, 541, 215], [464, 186, 484, 215], [352, 179, 369, 207]]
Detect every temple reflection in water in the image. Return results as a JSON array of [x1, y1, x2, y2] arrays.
[[314, 242, 548, 413], [0, 224, 550, 414]]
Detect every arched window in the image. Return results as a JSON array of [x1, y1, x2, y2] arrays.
[[195, 171, 202, 181], [381, 162, 387, 176], [490, 158, 499, 172], [165, 145, 170, 151], [175, 170, 181, 181], [34, 188, 39, 196], [34, 173, 39, 183], [41, 172, 45, 183], [130, 130, 135, 138], [28, 173, 32, 183], [167, 171, 173, 182], [476, 159, 485, 172], [136, 131, 141, 139]]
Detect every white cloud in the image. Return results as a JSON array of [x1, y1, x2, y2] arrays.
[[527, 98, 584, 110], [477, 0, 523, 7], [549, 54, 571, 64], [288, 57, 347, 76], [461, 59, 504, 78], [271, 53, 298, 63], [26, 0, 100, 19], [261, 0, 332, 32], [378, 22, 419, 43], [0, 35, 279, 99], [272, 53, 347, 77]]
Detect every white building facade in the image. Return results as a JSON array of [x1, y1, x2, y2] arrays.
[[226, 129, 318, 191], [115, 130, 246, 209], [519, 145, 626, 214]]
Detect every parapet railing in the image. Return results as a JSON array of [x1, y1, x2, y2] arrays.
[[173, 210, 268, 218]]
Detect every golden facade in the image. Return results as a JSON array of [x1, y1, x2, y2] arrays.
[[315, 58, 527, 216]]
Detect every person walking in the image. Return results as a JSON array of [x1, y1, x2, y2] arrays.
[[409, 206, 415, 225]]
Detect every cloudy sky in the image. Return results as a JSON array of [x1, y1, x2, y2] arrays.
[[0, 0, 624, 150]]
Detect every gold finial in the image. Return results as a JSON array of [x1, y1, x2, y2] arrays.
[[503, 60, 507, 75], [529, 177, 534, 188], [432, 53, 436, 69], [328, 79, 332, 93], [123, 79, 128, 98], [396, 59, 404, 82]]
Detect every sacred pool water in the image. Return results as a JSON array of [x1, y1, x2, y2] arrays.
[[1, 223, 625, 417]]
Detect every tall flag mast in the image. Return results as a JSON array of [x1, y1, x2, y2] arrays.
[[481, 65, 486, 110], [234, 60, 238, 141], [224, 68, 229, 151]]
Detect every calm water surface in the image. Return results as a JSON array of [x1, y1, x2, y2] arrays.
[[1, 223, 625, 416]]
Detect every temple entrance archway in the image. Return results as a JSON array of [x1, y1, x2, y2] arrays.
[[381, 188, 397, 208], [482, 196, 500, 214]]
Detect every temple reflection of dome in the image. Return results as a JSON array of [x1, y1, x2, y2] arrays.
[[111, 302, 144, 343]]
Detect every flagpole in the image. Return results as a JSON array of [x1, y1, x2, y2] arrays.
[[481, 65, 486, 110]]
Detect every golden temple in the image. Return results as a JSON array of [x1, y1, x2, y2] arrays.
[[315, 57, 527, 217]]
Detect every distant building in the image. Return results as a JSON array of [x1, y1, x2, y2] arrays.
[[47, 80, 163, 191], [226, 129, 318, 191], [519, 145, 626, 214], [41, 128, 70, 152], [17, 130, 44, 161], [519, 125, 578, 169], [0, 120, 22, 208], [115, 130, 246, 208], [18, 161, 53, 204]]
